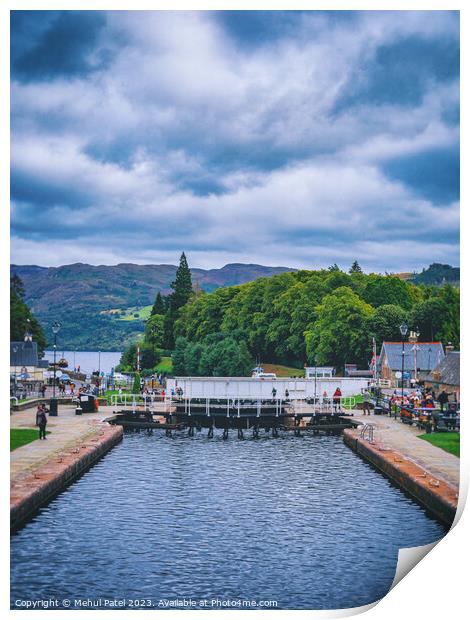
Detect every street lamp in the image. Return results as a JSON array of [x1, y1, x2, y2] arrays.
[[50, 321, 61, 416], [12, 345, 18, 396], [399, 322, 408, 404], [412, 328, 420, 383]]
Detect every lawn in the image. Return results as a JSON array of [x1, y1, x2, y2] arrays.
[[261, 363, 304, 377], [155, 356, 173, 374], [10, 428, 48, 451], [418, 432, 460, 457], [116, 305, 152, 321]]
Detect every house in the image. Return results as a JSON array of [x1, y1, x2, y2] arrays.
[[424, 351, 460, 403], [378, 341, 444, 386], [344, 363, 373, 378], [304, 366, 335, 379], [10, 338, 49, 381]]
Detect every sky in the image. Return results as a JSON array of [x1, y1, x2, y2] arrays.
[[10, 10, 460, 272]]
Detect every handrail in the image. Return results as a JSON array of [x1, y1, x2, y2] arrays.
[[360, 423, 377, 442], [10, 396, 18, 406]]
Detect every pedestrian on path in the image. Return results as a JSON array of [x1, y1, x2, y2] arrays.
[[36, 405, 48, 440], [362, 389, 371, 415], [333, 387, 342, 412]]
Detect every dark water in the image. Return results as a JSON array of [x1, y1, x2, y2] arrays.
[[11, 432, 445, 610]]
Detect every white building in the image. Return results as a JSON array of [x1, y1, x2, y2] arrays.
[[167, 376, 369, 400], [304, 366, 335, 379]]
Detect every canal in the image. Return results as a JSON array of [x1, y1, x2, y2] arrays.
[[11, 432, 446, 610]]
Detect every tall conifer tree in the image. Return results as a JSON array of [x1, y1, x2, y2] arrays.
[[151, 291, 165, 316], [163, 252, 193, 348]]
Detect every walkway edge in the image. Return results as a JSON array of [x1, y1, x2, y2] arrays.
[[10, 424, 123, 532], [343, 429, 457, 528]]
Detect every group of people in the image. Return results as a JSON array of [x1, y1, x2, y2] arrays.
[[390, 387, 453, 411]]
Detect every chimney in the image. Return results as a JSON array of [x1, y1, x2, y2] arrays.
[[445, 343, 454, 355]]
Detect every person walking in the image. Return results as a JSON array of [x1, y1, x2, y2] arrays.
[[362, 388, 371, 415], [272, 387, 277, 399], [285, 388, 290, 401], [333, 387, 342, 412], [36, 405, 48, 440], [437, 389, 449, 412]]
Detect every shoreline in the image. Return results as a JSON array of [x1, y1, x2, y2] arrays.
[[10, 422, 123, 532], [343, 428, 458, 528]]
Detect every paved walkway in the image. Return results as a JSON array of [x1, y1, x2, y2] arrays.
[[10, 403, 116, 485], [350, 411, 460, 490]]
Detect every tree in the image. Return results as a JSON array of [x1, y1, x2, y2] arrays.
[[349, 260, 363, 274], [10, 275, 47, 356], [173, 336, 189, 375], [118, 343, 138, 371], [144, 314, 165, 349], [150, 292, 165, 316], [184, 342, 205, 375], [170, 252, 193, 310], [410, 286, 460, 346], [361, 275, 414, 309], [305, 286, 374, 369], [409, 298, 446, 342], [199, 336, 252, 376], [132, 372, 141, 394], [164, 252, 193, 349], [10, 273, 25, 299], [366, 304, 408, 345]]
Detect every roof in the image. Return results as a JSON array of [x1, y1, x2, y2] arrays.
[[10, 341, 39, 367], [379, 342, 444, 372], [424, 351, 460, 386]]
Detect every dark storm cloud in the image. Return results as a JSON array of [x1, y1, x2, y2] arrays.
[[11, 11, 110, 82], [10, 10, 460, 270]]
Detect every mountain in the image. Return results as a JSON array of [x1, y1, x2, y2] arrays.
[[411, 263, 460, 286], [10, 262, 295, 351]]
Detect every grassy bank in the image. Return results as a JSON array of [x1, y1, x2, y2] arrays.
[[11, 428, 48, 451], [261, 363, 304, 377], [418, 432, 460, 457], [155, 356, 173, 374]]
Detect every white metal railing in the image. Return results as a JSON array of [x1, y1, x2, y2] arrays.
[[110, 393, 362, 416], [10, 396, 18, 406], [110, 393, 166, 408]]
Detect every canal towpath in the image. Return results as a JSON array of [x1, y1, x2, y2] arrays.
[[10, 403, 122, 531], [349, 412, 459, 491]]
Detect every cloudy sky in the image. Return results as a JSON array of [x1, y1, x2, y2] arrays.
[[10, 10, 459, 271]]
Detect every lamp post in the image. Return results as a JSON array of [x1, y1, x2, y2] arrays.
[[12, 345, 18, 396], [399, 322, 408, 404], [50, 321, 61, 416], [412, 328, 420, 384]]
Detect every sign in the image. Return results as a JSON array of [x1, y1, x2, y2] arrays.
[[403, 371, 411, 380], [395, 371, 402, 379]]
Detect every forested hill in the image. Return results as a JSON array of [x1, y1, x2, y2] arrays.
[[9, 262, 294, 350], [411, 263, 460, 286]]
